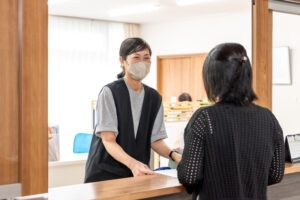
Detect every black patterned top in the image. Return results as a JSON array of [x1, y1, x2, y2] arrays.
[[177, 102, 285, 200]]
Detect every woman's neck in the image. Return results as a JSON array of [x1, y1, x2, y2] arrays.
[[124, 75, 142, 93]]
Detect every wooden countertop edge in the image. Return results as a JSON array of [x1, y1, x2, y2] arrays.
[[17, 163, 300, 200], [97, 185, 185, 200], [285, 163, 300, 174]]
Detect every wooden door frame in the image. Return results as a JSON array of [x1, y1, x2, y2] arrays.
[[19, 0, 48, 195], [252, 0, 273, 110], [0, 0, 20, 188], [0, 0, 47, 197]]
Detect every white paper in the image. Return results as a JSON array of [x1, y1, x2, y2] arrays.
[[156, 169, 178, 178]]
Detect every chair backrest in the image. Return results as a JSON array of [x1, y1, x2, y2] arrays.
[[73, 133, 93, 153]]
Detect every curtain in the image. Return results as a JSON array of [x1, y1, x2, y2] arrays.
[[123, 23, 140, 38], [48, 16, 125, 160]]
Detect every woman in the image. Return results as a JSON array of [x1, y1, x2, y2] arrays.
[[85, 37, 181, 183], [177, 43, 285, 200]]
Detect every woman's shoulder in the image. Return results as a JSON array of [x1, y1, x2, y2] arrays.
[[252, 103, 280, 124], [100, 79, 127, 95], [212, 102, 271, 112], [194, 105, 211, 116], [197, 102, 276, 120], [188, 106, 211, 125], [98, 85, 113, 100], [243, 103, 282, 133], [248, 103, 275, 117], [105, 79, 125, 89]]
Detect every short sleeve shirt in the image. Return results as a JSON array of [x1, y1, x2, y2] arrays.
[[95, 80, 167, 143]]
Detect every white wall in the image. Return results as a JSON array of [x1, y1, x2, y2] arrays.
[[140, 11, 252, 89], [49, 160, 86, 188], [141, 10, 300, 136], [272, 12, 300, 135]]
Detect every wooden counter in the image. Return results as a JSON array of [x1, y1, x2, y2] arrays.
[[17, 174, 185, 200], [17, 163, 300, 200], [285, 162, 300, 174]]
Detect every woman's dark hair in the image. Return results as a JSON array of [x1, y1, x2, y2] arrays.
[[202, 43, 257, 105], [117, 37, 152, 79], [178, 93, 192, 102]]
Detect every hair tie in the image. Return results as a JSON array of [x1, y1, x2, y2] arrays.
[[241, 56, 247, 63]]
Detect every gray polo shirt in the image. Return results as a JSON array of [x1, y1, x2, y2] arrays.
[[95, 80, 167, 143]]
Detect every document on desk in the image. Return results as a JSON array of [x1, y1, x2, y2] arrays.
[[155, 169, 178, 178]]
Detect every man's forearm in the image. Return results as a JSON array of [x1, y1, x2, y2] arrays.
[[151, 139, 171, 158], [102, 139, 136, 169], [151, 139, 181, 163]]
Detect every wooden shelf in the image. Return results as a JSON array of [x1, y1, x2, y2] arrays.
[[163, 101, 209, 122]]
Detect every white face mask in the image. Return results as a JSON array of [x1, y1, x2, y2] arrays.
[[128, 61, 151, 81]]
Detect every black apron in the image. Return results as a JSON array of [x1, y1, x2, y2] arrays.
[[84, 79, 161, 183]]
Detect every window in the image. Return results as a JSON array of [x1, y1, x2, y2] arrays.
[[48, 16, 125, 160]]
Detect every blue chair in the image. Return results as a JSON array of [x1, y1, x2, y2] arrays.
[[73, 133, 93, 153]]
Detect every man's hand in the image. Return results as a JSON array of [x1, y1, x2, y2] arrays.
[[101, 131, 154, 177], [172, 152, 182, 163], [128, 160, 155, 177]]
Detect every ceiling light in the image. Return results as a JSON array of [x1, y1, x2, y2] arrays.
[[109, 3, 160, 17], [176, 0, 212, 6]]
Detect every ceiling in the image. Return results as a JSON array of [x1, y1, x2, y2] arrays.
[[48, 0, 251, 24]]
